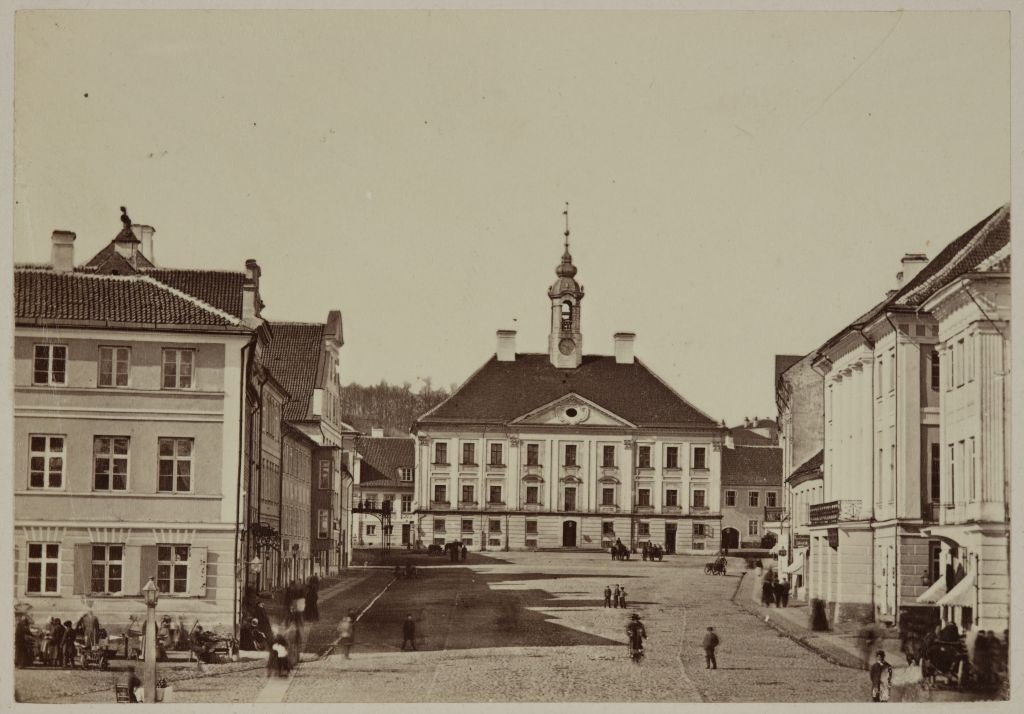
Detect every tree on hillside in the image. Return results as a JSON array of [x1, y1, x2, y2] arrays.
[[340, 380, 449, 436]]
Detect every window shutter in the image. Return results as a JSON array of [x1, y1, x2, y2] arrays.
[[123, 546, 141, 596], [73, 544, 92, 595], [189, 546, 208, 598], [139, 546, 159, 593]]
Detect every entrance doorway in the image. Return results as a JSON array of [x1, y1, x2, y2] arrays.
[[562, 521, 577, 547], [402, 523, 411, 545], [665, 524, 677, 554], [722, 527, 739, 550]]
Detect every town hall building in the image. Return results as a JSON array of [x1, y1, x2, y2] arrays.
[[412, 225, 725, 553]]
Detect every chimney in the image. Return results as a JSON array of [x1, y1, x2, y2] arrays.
[[132, 224, 156, 263], [896, 253, 928, 289], [50, 230, 76, 273], [371, 427, 385, 438], [724, 430, 735, 450], [613, 332, 636, 364], [496, 330, 516, 362], [242, 259, 263, 325]]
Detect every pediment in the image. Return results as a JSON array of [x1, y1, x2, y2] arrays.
[[509, 392, 636, 428]]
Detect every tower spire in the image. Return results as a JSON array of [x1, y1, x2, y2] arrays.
[[563, 201, 570, 253]]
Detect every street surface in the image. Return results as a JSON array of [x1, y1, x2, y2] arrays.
[[17, 553, 892, 703]]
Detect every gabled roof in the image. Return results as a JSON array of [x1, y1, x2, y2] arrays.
[[731, 429, 775, 447], [787, 449, 824, 485], [895, 205, 1010, 308], [775, 355, 802, 381], [145, 270, 247, 318], [817, 205, 1009, 356], [721, 446, 783, 486], [267, 322, 325, 422], [14, 270, 243, 329], [355, 436, 415, 486], [417, 354, 719, 429], [82, 242, 156, 273]]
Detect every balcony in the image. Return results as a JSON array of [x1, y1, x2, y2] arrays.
[[763, 506, 786, 522], [458, 501, 479, 510], [662, 505, 682, 514], [690, 505, 709, 514], [598, 504, 620, 513], [808, 499, 862, 526], [430, 500, 451, 510]]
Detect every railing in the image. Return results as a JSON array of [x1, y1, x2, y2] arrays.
[[763, 506, 786, 522], [808, 499, 862, 526]]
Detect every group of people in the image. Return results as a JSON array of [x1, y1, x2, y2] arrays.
[[14, 608, 105, 669], [971, 628, 1009, 689], [603, 584, 629, 608], [445, 542, 469, 562], [760, 569, 790, 608]]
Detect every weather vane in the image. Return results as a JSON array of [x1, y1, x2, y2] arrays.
[[120, 206, 131, 228], [562, 201, 570, 251]]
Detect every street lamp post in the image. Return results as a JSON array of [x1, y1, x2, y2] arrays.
[[141, 577, 160, 703]]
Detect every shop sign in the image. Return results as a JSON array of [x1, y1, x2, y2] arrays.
[[794, 534, 810, 548], [827, 528, 839, 550]]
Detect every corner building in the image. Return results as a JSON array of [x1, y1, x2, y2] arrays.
[[413, 237, 724, 553]]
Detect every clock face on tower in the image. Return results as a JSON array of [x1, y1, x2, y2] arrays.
[[558, 338, 575, 355]]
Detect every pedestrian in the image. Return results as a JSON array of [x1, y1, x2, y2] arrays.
[[45, 617, 61, 666], [604, 585, 612, 608], [337, 614, 355, 659], [61, 620, 76, 668], [613, 584, 621, 609], [306, 574, 320, 622], [461, 543, 468, 561], [401, 614, 417, 651], [869, 650, 893, 702], [702, 626, 720, 670], [14, 615, 32, 668], [268, 632, 289, 677], [620, 588, 628, 609], [122, 664, 143, 702], [761, 579, 774, 606], [779, 579, 791, 608], [973, 630, 992, 688], [641, 543, 649, 561], [76, 604, 101, 649]]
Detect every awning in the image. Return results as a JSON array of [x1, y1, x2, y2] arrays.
[[916, 577, 948, 604], [783, 551, 804, 574], [936, 571, 976, 607]]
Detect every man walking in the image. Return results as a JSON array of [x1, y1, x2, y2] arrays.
[[338, 613, 355, 659], [613, 584, 622, 609], [702, 626, 720, 670], [604, 585, 612, 608], [401, 614, 417, 651], [869, 650, 893, 702]]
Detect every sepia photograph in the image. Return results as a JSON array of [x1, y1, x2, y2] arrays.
[[2, 1, 1017, 707]]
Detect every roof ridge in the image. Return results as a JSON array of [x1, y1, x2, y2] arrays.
[[145, 267, 248, 276], [137, 274, 244, 326], [269, 320, 327, 327]]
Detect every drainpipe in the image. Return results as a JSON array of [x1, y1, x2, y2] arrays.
[[277, 399, 290, 587], [233, 334, 256, 651]]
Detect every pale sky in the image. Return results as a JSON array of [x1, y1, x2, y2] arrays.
[[13, 10, 1010, 425]]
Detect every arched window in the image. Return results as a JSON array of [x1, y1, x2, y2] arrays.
[[560, 301, 573, 330]]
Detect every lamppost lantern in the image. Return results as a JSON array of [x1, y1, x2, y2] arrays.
[[142, 577, 159, 607], [250, 555, 262, 574]]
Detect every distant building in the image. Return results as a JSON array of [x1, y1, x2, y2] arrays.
[[413, 228, 725, 553], [720, 443, 783, 550], [353, 433, 416, 550], [729, 416, 779, 447]]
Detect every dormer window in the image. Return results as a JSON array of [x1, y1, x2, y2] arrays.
[[561, 301, 573, 330]]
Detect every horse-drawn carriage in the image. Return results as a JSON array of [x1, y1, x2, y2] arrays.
[[704, 557, 727, 575], [611, 542, 631, 560], [920, 637, 972, 689]]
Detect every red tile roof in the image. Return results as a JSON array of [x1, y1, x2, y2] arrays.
[[787, 449, 824, 485], [267, 322, 325, 422], [14, 270, 243, 329], [355, 436, 416, 486], [731, 429, 775, 447], [145, 269, 247, 318], [721, 445, 783, 486], [417, 354, 719, 428]]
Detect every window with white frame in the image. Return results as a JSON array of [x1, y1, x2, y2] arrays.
[[693, 523, 707, 537], [318, 510, 329, 538], [162, 349, 195, 389], [602, 487, 615, 506], [602, 445, 615, 467], [461, 519, 473, 533], [489, 485, 502, 503], [433, 518, 446, 533], [398, 467, 414, 482], [526, 444, 540, 465], [525, 485, 539, 504], [434, 442, 448, 464], [401, 494, 413, 513], [91, 544, 123, 594], [158, 438, 193, 492], [638, 522, 650, 537], [748, 520, 759, 536], [638, 488, 651, 506], [692, 489, 706, 507], [748, 491, 760, 507], [564, 487, 577, 510], [525, 520, 538, 535], [692, 446, 707, 469], [26, 543, 60, 594], [488, 519, 501, 533], [930, 350, 941, 391], [725, 490, 736, 506], [433, 484, 447, 503], [766, 491, 777, 508], [33, 344, 67, 386], [665, 489, 678, 507], [156, 545, 189, 594], [602, 521, 614, 535], [366, 525, 376, 535], [461, 442, 476, 465], [98, 346, 130, 387], [564, 444, 577, 466], [489, 443, 503, 466], [638, 446, 652, 468], [93, 436, 129, 491], [665, 446, 679, 469], [461, 484, 475, 504], [318, 460, 331, 489], [29, 435, 65, 489]]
